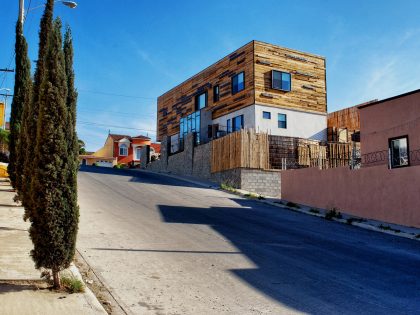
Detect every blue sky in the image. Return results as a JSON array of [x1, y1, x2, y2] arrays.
[[1, 0, 420, 151]]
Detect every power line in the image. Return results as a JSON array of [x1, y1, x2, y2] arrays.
[[77, 121, 157, 133], [77, 89, 156, 100], [77, 108, 157, 118]]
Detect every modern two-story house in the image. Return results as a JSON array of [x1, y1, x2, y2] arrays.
[[157, 40, 327, 153]]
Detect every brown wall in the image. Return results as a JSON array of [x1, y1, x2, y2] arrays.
[[157, 41, 255, 141], [157, 40, 327, 141], [254, 41, 326, 114], [281, 165, 420, 228], [360, 91, 420, 156]]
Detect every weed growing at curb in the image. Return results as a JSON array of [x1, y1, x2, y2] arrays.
[[61, 276, 85, 293], [244, 192, 265, 200], [309, 208, 320, 214], [221, 183, 237, 193], [378, 224, 401, 233], [325, 208, 342, 220], [415, 234, 420, 239], [286, 201, 300, 209]]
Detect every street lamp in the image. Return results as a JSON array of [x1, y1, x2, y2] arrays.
[[19, 0, 78, 23], [0, 88, 11, 130]]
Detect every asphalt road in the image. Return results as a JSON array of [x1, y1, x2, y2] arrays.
[[77, 167, 420, 315]]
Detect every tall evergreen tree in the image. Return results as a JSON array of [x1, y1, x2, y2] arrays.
[[8, 21, 32, 189], [30, 17, 71, 288], [62, 25, 79, 267], [22, 0, 54, 217]]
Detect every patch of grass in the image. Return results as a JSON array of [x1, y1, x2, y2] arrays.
[[325, 208, 342, 220], [378, 224, 401, 233], [61, 276, 85, 293], [244, 192, 265, 199], [220, 183, 237, 193], [346, 217, 366, 225], [286, 201, 300, 209]]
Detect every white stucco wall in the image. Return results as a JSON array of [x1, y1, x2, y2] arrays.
[[212, 105, 256, 130], [254, 104, 327, 140], [212, 104, 327, 140]]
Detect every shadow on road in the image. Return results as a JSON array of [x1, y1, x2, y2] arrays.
[[157, 200, 420, 314], [79, 166, 207, 189]]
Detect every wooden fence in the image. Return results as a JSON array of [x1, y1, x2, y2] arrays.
[[211, 129, 269, 173]]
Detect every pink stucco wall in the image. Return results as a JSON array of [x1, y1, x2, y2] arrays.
[[281, 165, 420, 228], [360, 91, 420, 157]]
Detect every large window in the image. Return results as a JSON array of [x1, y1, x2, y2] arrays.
[[389, 136, 409, 168], [195, 92, 207, 110], [263, 111, 271, 119], [272, 70, 291, 91], [180, 110, 201, 146], [213, 85, 220, 102], [232, 72, 245, 94], [232, 115, 244, 132], [119, 144, 128, 156], [278, 113, 287, 129]]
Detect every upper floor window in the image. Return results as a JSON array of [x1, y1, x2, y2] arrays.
[[272, 70, 291, 91], [389, 136, 409, 169], [232, 114, 244, 132], [227, 119, 231, 134], [232, 72, 245, 94], [278, 113, 287, 129], [263, 111, 271, 119], [213, 85, 220, 102], [195, 92, 207, 110], [119, 144, 128, 156]]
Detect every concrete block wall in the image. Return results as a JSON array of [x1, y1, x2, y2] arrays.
[[145, 134, 282, 197]]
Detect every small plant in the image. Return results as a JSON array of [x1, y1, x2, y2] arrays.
[[325, 208, 342, 220], [257, 195, 265, 200], [415, 234, 420, 239], [61, 276, 85, 293], [378, 224, 401, 233], [221, 183, 237, 193], [244, 192, 261, 199], [309, 208, 320, 214], [286, 201, 300, 209]]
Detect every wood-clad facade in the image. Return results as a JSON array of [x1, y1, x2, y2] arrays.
[[157, 40, 327, 141]]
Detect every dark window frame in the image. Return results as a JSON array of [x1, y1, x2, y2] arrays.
[[213, 85, 220, 102], [262, 111, 271, 119], [195, 91, 208, 111], [272, 70, 291, 92], [388, 135, 410, 169], [231, 71, 245, 95], [278, 113, 287, 129]]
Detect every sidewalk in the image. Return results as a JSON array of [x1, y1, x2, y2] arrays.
[[0, 178, 107, 315]]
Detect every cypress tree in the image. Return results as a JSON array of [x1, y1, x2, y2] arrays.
[[30, 17, 70, 288], [8, 21, 32, 189], [62, 25, 79, 267], [22, 0, 54, 217]]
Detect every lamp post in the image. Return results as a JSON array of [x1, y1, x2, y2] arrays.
[[19, 0, 78, 23], [0, 88, 11, 130]]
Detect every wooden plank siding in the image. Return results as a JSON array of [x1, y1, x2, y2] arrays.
[[157, 40, 327, 141], [157, 42, 255, 141], [253, 41, 326, 114]]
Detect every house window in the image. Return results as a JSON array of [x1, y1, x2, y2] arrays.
[[232, 115, 244, 132], [389, 136, 409, 169], [278, 113, 287, 129], [272, 70, 291, 91], [179, 110, 201, 146], [227, 119, 231, 133], [232, 72, 245, 94], [213, 85, 220, 102], [135, 147, 142, 160], [195, 92, 207, 110], [119, 144, 128, 156], [263, 111, 271, 119]]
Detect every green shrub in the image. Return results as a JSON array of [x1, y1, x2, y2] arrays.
[[61, 276, 85, 293], [325, 208, 342, 220]]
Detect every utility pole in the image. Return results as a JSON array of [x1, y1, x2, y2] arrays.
[[19, 0, 24, 23]]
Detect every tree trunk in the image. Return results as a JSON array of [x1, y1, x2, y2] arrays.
[[52, 269, 61, 289]]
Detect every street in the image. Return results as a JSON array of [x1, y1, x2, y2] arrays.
[[77, 167, 420, 315]]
